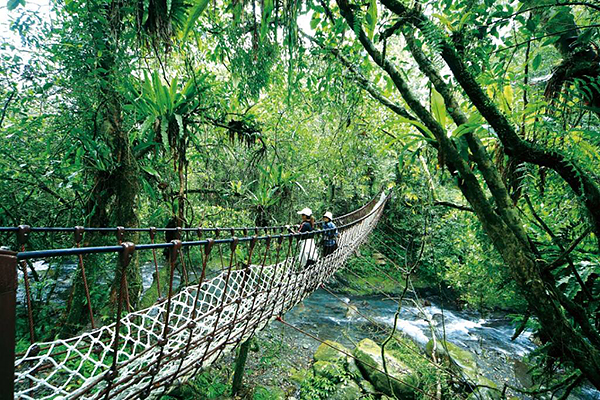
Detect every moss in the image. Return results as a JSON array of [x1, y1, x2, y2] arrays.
[[330, 380, 362, 400], [312, 360, 345, 380], [353, 338, 418, 398], [253, 385, 285, 400], [425, 340, 477, 373], [313, 340, 350, 363], [290, 367, 310, 384]]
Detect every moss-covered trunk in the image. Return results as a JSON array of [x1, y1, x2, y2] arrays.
[[336, 0, 600, 387], [63, 1, 141, 334]]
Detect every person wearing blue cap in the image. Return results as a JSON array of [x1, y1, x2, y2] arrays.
[[321, 211, 338, 257]]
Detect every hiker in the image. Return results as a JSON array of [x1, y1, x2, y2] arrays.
[[293, 207, 318, 268], [321, 211, 338, 257]]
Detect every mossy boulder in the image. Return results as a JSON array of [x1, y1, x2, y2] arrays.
[[466, 375, 501, 400], [353, 338, 418, 398], [289, 368, 309, 384], [330, 380, 362, 400], [359, 379, 377, 395], [312, 360, 344, 379], [426, 340, 477, 375], [314, 340, 350, 363], [253, 385, 285, 400], [346, 356, 362, 379], [426, 340, 500, 400]]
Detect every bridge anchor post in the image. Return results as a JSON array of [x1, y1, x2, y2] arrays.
[[231, 338, 253, 396], [0, 250, 17, 400]]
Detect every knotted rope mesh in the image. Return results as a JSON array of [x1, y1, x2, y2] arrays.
[[14, 194, 387, 399]]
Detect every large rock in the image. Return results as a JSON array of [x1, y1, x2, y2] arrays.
[[353, 338, 419, 398], [359, 379, 377, 395], [312, 360, 344, 379], [426, 339, 477, 374], [346, 356, 362, 380], [426, 340, 500, 400], [253, 385, 285, 400], [330, 380, 362, 400], [289, 367, 309, 384], [468, 376, 502, 400], [314, 340, 350, 363]]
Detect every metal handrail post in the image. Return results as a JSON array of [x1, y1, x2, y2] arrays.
[[0, 249, 17, 400]]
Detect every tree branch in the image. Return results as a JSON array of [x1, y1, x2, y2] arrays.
[[334, 0, 504, 235], [547, 226, 593, 270], [0, 91, 15, 129], [404, 29, 533, 249], [300, 31, 416, 121], [524, 194, 593, 300], [381, 0, 600, 250], [433, 201, 474, 212]]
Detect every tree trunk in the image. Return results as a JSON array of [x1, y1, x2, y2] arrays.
[[379, 0, 600, 253], [335, 0, 600, 387], [63, 2, 141, 334]]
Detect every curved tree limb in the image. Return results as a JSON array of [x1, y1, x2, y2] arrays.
[[336, 0, 600, 387], [403, 29, 533, 250], [380, 0, 600, 252], [433, 201, 474, 212]]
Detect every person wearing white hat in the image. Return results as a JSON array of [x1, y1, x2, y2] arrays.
[[321, 211, 338, 257], [294, 207, 318, 268]]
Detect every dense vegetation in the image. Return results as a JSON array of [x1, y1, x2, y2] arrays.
[[2, 0, 599, 397]]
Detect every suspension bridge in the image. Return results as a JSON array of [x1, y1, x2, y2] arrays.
[[0, 193, 388, 400]]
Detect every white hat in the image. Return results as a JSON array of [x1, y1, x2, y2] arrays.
[[297, 207, 313, 216], [323, 211, 333, 220]]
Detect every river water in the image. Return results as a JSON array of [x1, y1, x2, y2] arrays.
[[272, 289, 600, 399]]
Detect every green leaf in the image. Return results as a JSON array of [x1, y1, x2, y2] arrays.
[[141, 165, 161, 178], [7, 0, 23, 11], [310, 13, 320, 30], [431, 87, 447, 128], [525, 17, 536, 33], [457, 12, 471, 31], [169, 76, 178, 104], [365, 0, 377, 40], [140, 115, 155, 136], [133, 141, 158, 154], [452, 113, 483, 138], [174, 114, 184, 138], [160, 116, 169, 148], [541, 35, 561, 47], [140, 176, 157, 201], [397, 117, 436, 141], [261, 0, 274, 39], [142, 0, 149, 24], [432, 13, 451, 29], [503, 85, 514, 107], [532, 53, 542, 71], [182, 0, 211, 40]]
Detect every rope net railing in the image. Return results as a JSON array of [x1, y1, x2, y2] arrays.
[[5, 193, 388, 400]]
